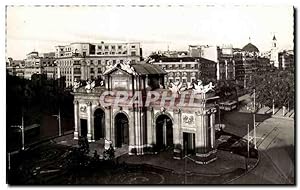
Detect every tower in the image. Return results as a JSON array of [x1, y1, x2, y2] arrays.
[[272, 35, 277, 48], [270, 34, 279, 67]]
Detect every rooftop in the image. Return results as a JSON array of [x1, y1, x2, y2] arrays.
[[242, 43, 259, 53], [148, 54, 216, 63]]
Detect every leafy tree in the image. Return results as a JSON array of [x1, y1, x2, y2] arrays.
[[247, 70, 294, 109], [215, 80, 238, 102]]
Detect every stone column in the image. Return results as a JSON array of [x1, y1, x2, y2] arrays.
[[129, 109, 135, 154], [57, 63, 61, 79], [80, 62, 85, 80], [203, 114, 209, 153], [152, 112, 156, 145], [210, 112, 216, 149], [87, 101, 93, 142], [105, 107, 111, 141], [74, 100, 79, 140], [146, 108, 153, 146], [162, 119, 167, 145], [225, 60, 228, 80], [71, 64, 74, 86], [195, 108, 217, 164], [111, 109, 115, 147], [195, 110, 204, 154], [173, 109, 181, 159], [136, 108, 142, 154]]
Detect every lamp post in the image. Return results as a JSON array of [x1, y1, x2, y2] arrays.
[[11, 115, 25, 150], [184, 141, 188, 184], [52, 108, 62, 136], [253, 89, 256, 149], [246, 124, 250, 171], [246, 91, 257, 149]]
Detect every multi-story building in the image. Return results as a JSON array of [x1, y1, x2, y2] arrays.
[[148, 55, 217, 86], [40, 52, 57, 79], [55, 42, 142, 87], [188, 45, 235, 82], [216, 45, 235, 81], [24, 51, 43, 79], [6, 58, 25, 78], [233, 42, 274, 88], [233, 43, 260, 88], [278, 50, 294, 71], [23, 51, 57, 80]]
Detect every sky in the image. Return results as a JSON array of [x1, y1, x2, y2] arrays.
[[6, 5, 294, 60]]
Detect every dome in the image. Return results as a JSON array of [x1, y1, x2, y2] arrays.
[[242, 43, 259, 52]]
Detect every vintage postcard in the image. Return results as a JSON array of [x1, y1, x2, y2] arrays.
[[5, 4, 294, 185]]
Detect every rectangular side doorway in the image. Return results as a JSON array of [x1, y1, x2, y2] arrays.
[[80, 119, 88, 137], [183, 132, 195, 155]]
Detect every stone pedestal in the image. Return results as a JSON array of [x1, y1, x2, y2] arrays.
[[173, 145, 182, 159], [194, 149, 217, 164], [74, 131, 79, 140]]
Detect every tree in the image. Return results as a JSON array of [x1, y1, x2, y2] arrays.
[[247, 70, 294, 109]]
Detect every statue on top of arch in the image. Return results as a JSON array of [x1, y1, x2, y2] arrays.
[[192, 80, 215, 94], [73, 78, 82, 92], [168, 79, 215, 95]]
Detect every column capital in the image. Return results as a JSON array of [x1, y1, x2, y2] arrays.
[[173, 108, 181, 114], [195, 110, 202, 116], [86, 101, 92, 106], [73, 100, 79, 104]]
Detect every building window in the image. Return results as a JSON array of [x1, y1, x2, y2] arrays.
[[131, 51, 136, 56], [112, 60, 116, 64], [98, 45, 102, 50], [111, 45, 115, 50], [120, 60, 123, 64], [90, 68, 94, 74], [131, 45, 136, 49], [105, 46, 109, 50], [118, 45, 122, 49]]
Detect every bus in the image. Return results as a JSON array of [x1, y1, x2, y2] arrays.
[[219, 100, 238, 111]]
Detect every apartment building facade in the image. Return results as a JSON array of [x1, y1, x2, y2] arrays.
[[148, 55, 217, 86], [55, 42, 142, 87]]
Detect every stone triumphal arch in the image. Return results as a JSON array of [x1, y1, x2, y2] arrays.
[[72, 61, 219, 164]]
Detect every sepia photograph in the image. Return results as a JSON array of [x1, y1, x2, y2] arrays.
[[4, 3, 295, 185]]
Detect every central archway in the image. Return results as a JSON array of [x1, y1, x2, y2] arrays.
[[156, 114, 173, 150], [94, 108, 105, 140], [115, 112, 129, 148]]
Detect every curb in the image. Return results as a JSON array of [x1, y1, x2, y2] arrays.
[[223, 149, 261, 184], [271, 115, 294, 121], [9, 131, 74, 155], [119, 150, 254, 177]]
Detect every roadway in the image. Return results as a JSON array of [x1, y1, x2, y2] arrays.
[[222, 109, 294, 184]]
